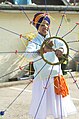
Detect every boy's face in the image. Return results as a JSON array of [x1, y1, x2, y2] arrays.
[[38, 20, 50, 36]]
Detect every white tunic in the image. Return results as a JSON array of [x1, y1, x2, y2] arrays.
[[25, 33, 77, 119]]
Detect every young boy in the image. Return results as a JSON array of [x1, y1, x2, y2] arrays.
[[25, 12, 77, 119]]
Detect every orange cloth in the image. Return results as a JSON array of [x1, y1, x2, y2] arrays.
[[54, 75, 69, 97]]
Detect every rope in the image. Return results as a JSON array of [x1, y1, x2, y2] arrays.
[[0, 58, 42, 79], [0, 59, 46, 116], [68, 71, 79, 89], [55, 5, 68, 36], [34, 66, 54, 119], [62, 24, 78, 38], [4, 80, 33, 113]]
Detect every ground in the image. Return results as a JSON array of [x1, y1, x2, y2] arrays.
[[0, 72, 79, 119]]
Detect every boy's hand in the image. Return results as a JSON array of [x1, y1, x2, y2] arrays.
[[43, 40, 54, 53], [55, 49, 63, 58]]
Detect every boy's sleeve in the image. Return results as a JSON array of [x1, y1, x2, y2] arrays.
[[24, 41, 41, 61]]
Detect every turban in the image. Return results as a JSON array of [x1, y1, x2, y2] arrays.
[[32, 12, 50, 30]]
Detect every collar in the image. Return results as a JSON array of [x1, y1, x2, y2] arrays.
[[38, 32, 46, 38]]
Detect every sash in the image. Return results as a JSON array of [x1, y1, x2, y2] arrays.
[[54, 75, 69, 97]]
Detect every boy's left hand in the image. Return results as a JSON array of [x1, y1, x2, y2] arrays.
[[55, 49, 63, 58]]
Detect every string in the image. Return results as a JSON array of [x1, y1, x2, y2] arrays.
[[44, 0, 48, 13], [0, 26, 41, 46], [18, 5, 31, 22], [55, 5, 68, 36], [34, 66, 54, 119], [0, 61, 47, 115], [69, 47, 79, 52], [67, 40, 79, 43], [4, 80, 33, 113], [62, 24, 78, 38], [0, 58, 42, 79], [68, 70, 79, 89]]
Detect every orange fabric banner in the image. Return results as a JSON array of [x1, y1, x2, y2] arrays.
[[54, 75, 69, 97]]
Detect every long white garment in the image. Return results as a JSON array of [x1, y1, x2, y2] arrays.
[[25, 33, 77, 119], [29, 78, 77, 119]]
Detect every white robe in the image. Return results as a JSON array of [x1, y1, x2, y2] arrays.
[[25, 33, 77, 119]]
